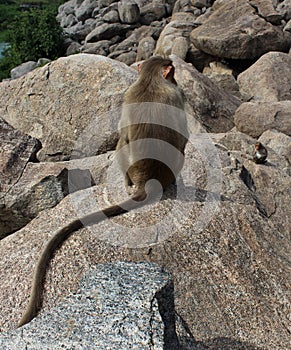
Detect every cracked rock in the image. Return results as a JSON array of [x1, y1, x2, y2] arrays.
[[0, 54, 137, 161], [0, 117, 41, 194], [0, 152, 111, 238], [0, 262, 173, 350]]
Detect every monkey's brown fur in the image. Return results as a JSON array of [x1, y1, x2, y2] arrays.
[[253, 142, 268, 164], [18, 56, 188, 327]]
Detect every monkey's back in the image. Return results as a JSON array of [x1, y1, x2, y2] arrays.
[[118, 83, 188, 190]]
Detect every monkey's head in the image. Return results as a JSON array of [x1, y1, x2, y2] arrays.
[[255, 142, 262, 150], [137, 56, 176, 84]]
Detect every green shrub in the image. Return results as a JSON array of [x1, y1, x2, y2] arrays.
[[9, 7, 65, 62], [0, 4, 66, 80], [0, 3, 19, 41]]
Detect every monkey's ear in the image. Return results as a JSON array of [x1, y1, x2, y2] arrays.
[[162, 65, 173, 79], [138, 63, 142, 74]]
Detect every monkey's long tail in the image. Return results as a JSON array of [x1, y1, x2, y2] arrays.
[[18, 190, 152, 328]]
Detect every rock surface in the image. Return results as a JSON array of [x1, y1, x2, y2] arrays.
[[172, 55, 241, 133], [85, 23, 134, 42], [242, 158, 290, 236], [0, 118, 41, 193], [237, 51, 291, 102], [0, 158, 101, 238], [0, 135, 290, 349], [0, 262, 172, 350], [190, 0, 291, 59], [0, 54, 137, 161], [250, 0, 281, 24], [10, 61, 38, 80], [154, 12, 196, 58], [55, 0, 173, 63], [136, 36, 156, 61], [259, 129, 291, 163], [75, 0, 98, 22], [276, 0, 291, 21], [203, 61, 241, 98], [8, 0, 290, 81], [10, 59, 52, 80], [234, 101, 291, 137], [0, 1, 290, 349], [118, 0, 140, 24]]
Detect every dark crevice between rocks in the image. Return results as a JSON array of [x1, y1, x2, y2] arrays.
[[239, 165, 268, 217], [175, 312, 202, 349], [155, 279, 180, 350], [28, 139, 42, 163], [249, 1, 269, 23], [45, 151, 65, 160], [45, 62, 51, 80], [249, 1, 261, 16], [5, 138, 41, 172], [223, 58, 257, 77], [239, 165, 255, 192]]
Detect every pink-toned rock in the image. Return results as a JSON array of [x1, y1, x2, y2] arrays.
[[234, 101, 291, 138], [237, 51, 291, 102]]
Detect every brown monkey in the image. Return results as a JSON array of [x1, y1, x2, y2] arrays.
[[253, 142, 268, 164], [18, 56, 189, 327]]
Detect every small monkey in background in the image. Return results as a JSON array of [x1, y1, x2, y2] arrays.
[[253, 142, 268, 164], [18, 56, 189, 327]]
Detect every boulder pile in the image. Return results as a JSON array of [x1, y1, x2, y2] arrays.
[[56, 0, 291, 68], [0, 1, 290, 349]]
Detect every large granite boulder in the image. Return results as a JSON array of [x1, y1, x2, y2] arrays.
[[259, 129, 291, 164], [85, 23, 134, 42], [171, 55, 241, 133], [118, 0, 140, 24], [155, 12, 197, 59], [237, 51, 291, 102], [234, 101, 291, 138], [190, 0, 291, 59], [0, 54, 137, 161], [0, 134, 290, 349], [0, 262, 173, 350], [1, 2, 290, 348], [0, 154, 109, 238], [139, 2, 167, 25], [10, 61, 38, 80], [75, 0, 98, 22]]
